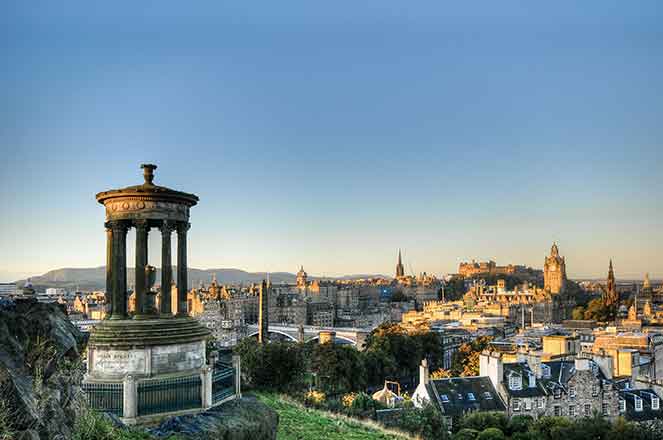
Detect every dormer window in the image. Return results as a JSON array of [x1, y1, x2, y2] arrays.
[[652, 396, 660, 410], [441, 394, 449, 403], [541, 365, 551, 379], [457, 393, 463, 400], [554, 388, 561, 399], [635, 397, 643, 412], [509, 375, 522, 391], [569, 386, 576, 398], [467, 393, 475, 401], [619, 399, 626, 413], [483, 392, 493, 400]]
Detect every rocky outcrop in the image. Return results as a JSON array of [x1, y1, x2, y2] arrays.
[[0, 300, 86, 439], [149, 396, 278, 440]]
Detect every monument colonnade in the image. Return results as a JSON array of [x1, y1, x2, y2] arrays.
[[105, 218, 190, 319]]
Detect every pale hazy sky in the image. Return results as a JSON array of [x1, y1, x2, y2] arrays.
[[1, 2, 662, 282]]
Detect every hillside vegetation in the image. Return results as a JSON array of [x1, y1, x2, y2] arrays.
[[256, 393, 413, 440]]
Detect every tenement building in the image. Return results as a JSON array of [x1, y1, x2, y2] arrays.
[[481, 351, 621, 420]]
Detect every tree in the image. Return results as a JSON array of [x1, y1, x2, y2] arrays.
[[571, 306, 585, 320], [451, 336, 493, 377], [311, 343, 366, 395], [507, 415, 533, 435], [234, 339, 306, 390], [460, 411, 508, 433], [444, 276, 468, 301], [477, 427, 505, 440], [395, 404, 450, 440], [364, 323, 445, 384], [584, 298, 616, 322], [453, 429, 479, 440], [431, 368, 453, 379]]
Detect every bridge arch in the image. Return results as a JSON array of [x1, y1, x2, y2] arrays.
[[305, 335, 357, 346], [247, 330, 298, 342]]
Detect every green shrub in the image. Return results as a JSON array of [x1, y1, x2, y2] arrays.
[[453, 428, 479, 440], [394, 404, 449, 440], [460, 412, 508, 433], [507, 414, 533, 434], [477, 427, 505, 440]]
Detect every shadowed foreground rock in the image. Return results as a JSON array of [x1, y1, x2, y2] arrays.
[[0, 299, 86, 439], [149, 396, 278, 440]]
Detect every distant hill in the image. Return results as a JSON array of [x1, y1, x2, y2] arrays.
[[15, 267, 389, 291]]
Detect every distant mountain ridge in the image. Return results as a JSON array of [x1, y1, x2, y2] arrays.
[[15, 267, 389, 291]]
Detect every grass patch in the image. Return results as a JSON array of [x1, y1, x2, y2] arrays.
[[256, 392, 414, 440]]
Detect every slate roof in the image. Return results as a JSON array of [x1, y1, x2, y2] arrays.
[[619, 388, 663, 421], [428, 376, 506, 417], [502, 360, 610, 398]]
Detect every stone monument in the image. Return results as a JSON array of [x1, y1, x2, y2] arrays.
[[83, 164, 219, 424]]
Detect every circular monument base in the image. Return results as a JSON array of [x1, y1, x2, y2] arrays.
[[86, 317, 211, 380]]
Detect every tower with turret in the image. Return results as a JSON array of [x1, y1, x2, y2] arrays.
[[296, 266, 308, 290], [544, 243, 567, 294], [604, 260, 619, 306]]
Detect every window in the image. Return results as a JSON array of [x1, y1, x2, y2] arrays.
[[592, 384, 599, 396], [524, 399, 532, 411], [569, 386, 576, 398], [483, 392, 493, 400], [569, 405, 576, 417], [554, 388, 561, 399], [602, 403, 609, 416], [635, 397, 643, 412], [467, 393, 476, 401], [584, 404, 592, 416], [653, 397, 660, 410], [554, 405, 561, 416], [537, 398, 545, 409], [541, 364, 551, 378], [509, 375, 522, 391], [513, 399, 521, 411], [441, 394, 449, 403], [619, 399, 626, 413]]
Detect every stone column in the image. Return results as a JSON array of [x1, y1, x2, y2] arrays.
[[160, 220, 174, 316], [123, 375, 137, 424], [134, 220, 150, 318], [176, 222, 190, 316], [105, 224, 113, 315], [110, 221, 128, 320], [232, 354, 242, 400], [200, 365, 213, 409]]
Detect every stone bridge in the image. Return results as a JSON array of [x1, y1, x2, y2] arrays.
[[246, 324, 369, 348]]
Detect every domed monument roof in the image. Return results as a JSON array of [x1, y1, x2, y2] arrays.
[[96, 164, 198, 223]]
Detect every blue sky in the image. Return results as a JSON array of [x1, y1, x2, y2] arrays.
[[1, 1, 662, 281]]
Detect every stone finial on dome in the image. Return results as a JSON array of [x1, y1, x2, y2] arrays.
[[141, 164, 157, 185]]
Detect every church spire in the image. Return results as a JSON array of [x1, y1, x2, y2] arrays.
[[396, 249, 405, 278]]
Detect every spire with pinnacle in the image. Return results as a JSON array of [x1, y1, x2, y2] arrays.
[[396, 249, 405, 278]]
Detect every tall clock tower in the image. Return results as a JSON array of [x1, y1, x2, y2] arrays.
[[544, 243, 567, 294]]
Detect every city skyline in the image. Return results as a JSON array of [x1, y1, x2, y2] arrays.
[[2, 2, 662, 281]]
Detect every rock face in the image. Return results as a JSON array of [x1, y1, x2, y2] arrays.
[[0, 300, 86, 439], [149, 396, 278, 440]]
